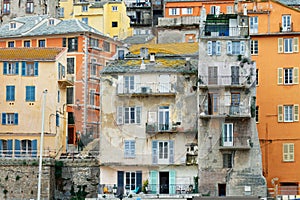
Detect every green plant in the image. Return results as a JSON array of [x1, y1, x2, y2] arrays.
[[3, 189, 8, 195], [142, 179, 149, 193], [16, 175, 21, 181], [5, 175, 8, 181]]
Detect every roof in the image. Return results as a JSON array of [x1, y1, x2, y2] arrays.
[[122, 34, 155, 45], [0, 15, 106, 38], [277, 0, 300, 5], [0, 48, 66, 61]]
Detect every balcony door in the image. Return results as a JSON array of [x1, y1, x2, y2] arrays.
[[231, 66, 240, 85], [208, 93, 219, 115], [282, 15, 291, 31], [208, 66, 218, 85], [222, 123, 233, 146], [158, 106, 170, 131]]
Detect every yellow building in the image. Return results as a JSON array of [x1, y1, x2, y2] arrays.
[[0, 48, 69, 158], [59, 0, 133, 40]]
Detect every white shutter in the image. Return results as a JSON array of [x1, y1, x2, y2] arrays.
[[294, 37, 299, 52], [117, 75, 123, 94], [169, 8, 173, 15], [294, 67, 299, 84], [240, 41, 245, 55], [117, 106, 123, 125], [207, 41, 212, 55], [278, 68, 283, 85], [216, 41, 221, 55], [227, 41, 232, 54], [134, 75, 140, 93], [278, 38, 283, 53]]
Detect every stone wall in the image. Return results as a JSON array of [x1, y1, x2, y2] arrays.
[[0, 158, 100, 200]]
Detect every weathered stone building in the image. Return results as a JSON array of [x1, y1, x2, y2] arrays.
[[197, 13, 266, 197]]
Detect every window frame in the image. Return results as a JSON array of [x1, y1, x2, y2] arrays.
[[284, 38, 293, 53], [38, 39, 46, 47], [6, 85, 15, 101], [3, 62, 18, 75], [3, 0, 10, 15], [25, 86, 35, 102], [26, 1, 34, 13], [223, 153, 233, 168], [2, 113, 18, 125], [250, 40, 258, 55], [124, 140, 135, 158], [283, 143, 294, 162], [112, 6, 118, 11], [249, 16, 258, 34], [82, 5, 88, 12], [8, 41, 14, 48]]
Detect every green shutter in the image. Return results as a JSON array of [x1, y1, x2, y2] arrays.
[[278, 38, 283, 53], [294, 67, 299, 84], [294, 104, 299, 121], [149, 171, 158, 194], [169, 170, 176, 194], [294, 37, 299, 52], [278, 105, 283, 122], [278, 68, 283, 85]]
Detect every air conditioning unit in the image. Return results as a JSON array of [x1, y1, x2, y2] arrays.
[[141, 86, 151, 93]]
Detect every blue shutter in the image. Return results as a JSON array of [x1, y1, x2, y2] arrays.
[[216, 41, 221, 55], [169, 170, 176, 194], [207, 41, 212, 55], [169, 140, 174, 164], [117, 171, 124, 187], [124, 140, 129, 158], [12, 86, 15, 101], [2, 113, 6, 125], [136, 171, 142, 189], [15, 139, 21, 157], [3, 62, 7, 75], [15, 62, 19, 74], [26, 86, 29, 101], [58, 91, 60, 103], [6, 86, 9, 101], [34, 62, 38, 76], [32, 139, 37, 157], [149, 171, 158, 194], [0, 140, 2, 157], [22, 61, 26, 76], [131, 140, 135, 158], [56, 113, 59, 127], [152, 140, 158, 164], [7, 139, 12, 157], [32, 86, 36, 101], [14, 113, 18, 125], [227, 41, 232, 54]]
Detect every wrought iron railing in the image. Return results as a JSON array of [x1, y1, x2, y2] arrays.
[[198, 75, 253, 87], [219, 136, 252, 148], [146, 122, 178, 133], [117, 83, 176, 95], [201, 26, 249, 37], [147, 184, 196, 194]]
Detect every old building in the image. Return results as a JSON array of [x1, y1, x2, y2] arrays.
[[197, 13, 266, 197], [0, 0, 59, 24], [0, 47, 67, 158], [99, 43, 199, 195], [0, 15, 120, 156]]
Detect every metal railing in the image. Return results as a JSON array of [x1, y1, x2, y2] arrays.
[[146, 122, 178, 133], [0, 149, 57, 159], [219, 136, 252, 149], [117, 83, 176, 95], [200, 26, 249, 37], [148, 184, 196, 194], [198, 75, 253, 87]]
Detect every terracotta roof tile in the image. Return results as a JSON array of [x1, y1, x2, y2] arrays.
[[0, 48, 65, 61]]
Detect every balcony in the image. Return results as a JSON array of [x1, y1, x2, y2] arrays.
[[126, 2, 151, 8], [219, 136, 252, 150], [117, 83, 176, 96], [58, 75, 74, 88], [130, 18, 152, 26], [199, 95, 251, 118], [279, 22, 293, 32], [198, 75, 254, 89], [146, 122, 178, 133], [157, 16, 201, 27], [201, 26, 249, 37]]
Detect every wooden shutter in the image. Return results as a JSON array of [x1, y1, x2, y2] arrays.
[[22, 61, 26, 76], [216, 41, 221, 55], [294, 67, 299, 84], [2, 113, 6, 125], [240, 41, 245, 55], [278, 68, 283, 84], [169, 140, 174, 164], [130, 140, 135, 157], [32, 139, 37, 157], [278, 38, 283, 53], [152, 140, 158, 164], [7, 139, 13, 156], [15, 139, 20, 157], [124, 140, 130, 158], [34, 62, 38, 76], [149, 171, 158, 193], [117, 75, 123, 94], [227, 41, 232, 54], [294, 104, 299, 121], [134, 75, 140, 93], [207, 41, 212, 55], [3, 62, 7, 75], [117, 171, 124, 187], [136, 106, 141, 124], [289, 144, 294, 161], [169, 170, 176, 194], [136, 171, 142, 188], [283, 143, 294, 162], [294, 37, 299, 52], [117, 106, 123, 125], [14, 113, 18, 125], [15, 62, 19, 74], [278, 105, 283, 122]]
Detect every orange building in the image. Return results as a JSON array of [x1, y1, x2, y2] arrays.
[[0, 15, 120, 155]]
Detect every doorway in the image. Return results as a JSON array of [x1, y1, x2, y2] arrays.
[[159, 172, 169, 194], [218, 183, 226, 196]]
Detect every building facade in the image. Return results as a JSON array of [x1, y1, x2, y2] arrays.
[[0, 15, 120, 156], [197, 13, 266, 197], [99, 44, 199, 195], [0, 47, 67, 158]]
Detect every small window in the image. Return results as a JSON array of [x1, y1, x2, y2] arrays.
[[8, 41, 14, 48], [2, 113, 18, 125], [124, 140, 135, 158], [49, 19, 55, 25], [22, 62, 38, 76], [26, 1, 34, 13], [103, 41, 110, 52], [256, 106, 259, 123], [3, 0, 10, 14], [10, 22, 16, 29], [251, 40, 258, 55], [3, 62, 18, 75], [112, 21, 118, 28], [112, 6, 118, 11], [169, 8, 179, 15], [67, 57, 75, 74], [90, 58, 97, 76], [223, 153, 233, 168], [256, 69, 259, 85], [67, 87, 74, 104], [82, 17, 88, 24], [82, 5, 88, 12], [283, 143, 294, 162], [38, 39, 46, 47], [25, 86, 35, 102], [24, 40, 31, 47], [89, 89, 95, 105], [284, 38, 293, 53]]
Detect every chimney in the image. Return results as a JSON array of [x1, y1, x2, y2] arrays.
[[150, 53, 155, 63], [185, 57, 191, 70]]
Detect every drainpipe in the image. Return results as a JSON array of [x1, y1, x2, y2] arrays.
[[83, 35, 88, 137]]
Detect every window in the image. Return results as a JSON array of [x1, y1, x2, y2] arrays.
[[10, 22, 16, 29], [20, 139, 35, 156], [227, 41, 245, 55], [103, 41, 110, 52], [158, 106, 170, 131], [223, 153, 233, 168], [0, 140, 12, 157], [89, 38, 99, 48], [58, 90, 60, 103], [124, 140, 135, 158], [3, 62, 19, 75], [3, 0, 10, 14], [249, 16, 258, 34], [112, 6, 118, 11], [58, 63, 66, 80], [278, 38, 299, 53], [21, 61, 38, 76], [82, 17, 88, 24], [222, 123, 233, 146], [125, 172, 138, 190], [207, 41, 221, 56], [250, 40, 258, 55], [182, 8, 192, 15], [91, 59, 97, 76], [226, 6, 233, 14], [63, 37, 78, 52], [210, 5, 220, 15], [38, 39, 45, 47], [152, 140, 174, 164], [26, 1, 34, 13], [169, 8, 179, 15], [24, 40, 31, 47], [256, 106, 259, 123], [58, 7, 64, 18], [116, 106, 141, 124], [67, 57, 75, 74], [282, 15, 291, 32], [56, 113, 60, 127], [66, 87, 74, 104], [82, 5, 88, 12], [2, 113, 18, 125], [89, 90, 95, 105], [26, 86, 35, 101], [278, 105, 299, 122], [256, 69, 259, 85], [8, 41, 14, 48], [278, 67, 299, 85], [124, 76, 135, 92], [283, 143, 294, 162], [112, 21, 118, 28], [6, 85, 15, 101]]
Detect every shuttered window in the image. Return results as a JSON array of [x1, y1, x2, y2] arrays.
[[278, 105, 299, 122], [124, 140, 135, 158], [278, 67, 299, 85], [283, 143, 294, 162]]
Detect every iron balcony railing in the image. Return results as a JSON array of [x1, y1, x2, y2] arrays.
[[0, 149, 57, 158], [200, 26, 249, 37], [145, 122, 178, 133], [198, 75, 253, 87], [219, 136, 252, 150], [147, 184, 196, 194], [117, 83, 176, 95]]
